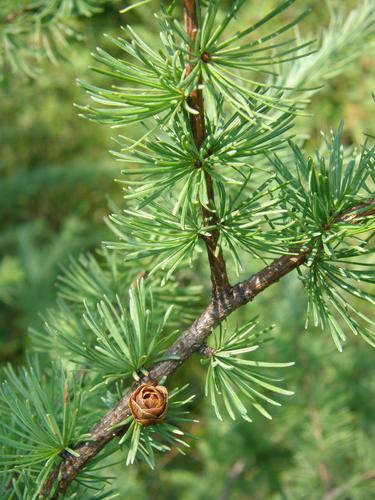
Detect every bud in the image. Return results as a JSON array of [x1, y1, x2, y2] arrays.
[[129, 384, 168, 426]]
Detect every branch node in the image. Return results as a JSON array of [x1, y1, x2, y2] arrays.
[[201, 52, 211, 63], [199, 344, 216, 357]]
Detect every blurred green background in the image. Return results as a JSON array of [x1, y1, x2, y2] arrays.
[[0, 1, 374, 498]]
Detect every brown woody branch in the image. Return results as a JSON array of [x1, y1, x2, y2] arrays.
[[41, 249, 307, 498], [41, 199, 375, 497], [184, 0, 230, 295]]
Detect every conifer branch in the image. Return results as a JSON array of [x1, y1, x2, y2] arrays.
[[41, 199, 375, 498], [184, 0, 230, 295], [323, 470, 375, 500], [1, 0, 105, 78]]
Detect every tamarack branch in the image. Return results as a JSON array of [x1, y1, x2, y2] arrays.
[[34, 0, 375, 497], [40, 197, 374, 498]]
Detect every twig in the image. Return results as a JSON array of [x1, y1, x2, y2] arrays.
[[184, 0, 230, 295], [40, 199, 375, 498]]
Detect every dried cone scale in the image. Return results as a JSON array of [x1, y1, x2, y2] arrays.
[[129, 384, 168, 426]]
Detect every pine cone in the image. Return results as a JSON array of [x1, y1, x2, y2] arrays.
[[129, 384, 168, 426]]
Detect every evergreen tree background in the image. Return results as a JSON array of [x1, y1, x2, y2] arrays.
[[0, 0, 374, 498]]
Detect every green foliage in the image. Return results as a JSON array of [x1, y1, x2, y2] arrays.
[[107, 201, 203, 282], [79, 0, 314, 139], [0, 257, 24, 306], [204, 320, 294, 422], [32, 251, 201, 382], [213, 172, 289, 267], [0, 470, 36, 500], [272, 128, 374, 240], [113, 110, 294, 216], [79, 21, 189, 128], [56, 250, 201, 326], [280, 0, 375, 91], [0, 0, 106, 79], [107, 113, 294, 278], [77, 279, 174, 381], [0, 359, 86, 491], [194, 0, 315, 123], [272, 127, 375, 349]]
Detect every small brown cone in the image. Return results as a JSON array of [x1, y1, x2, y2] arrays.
[[129, 384, 168, 426]]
